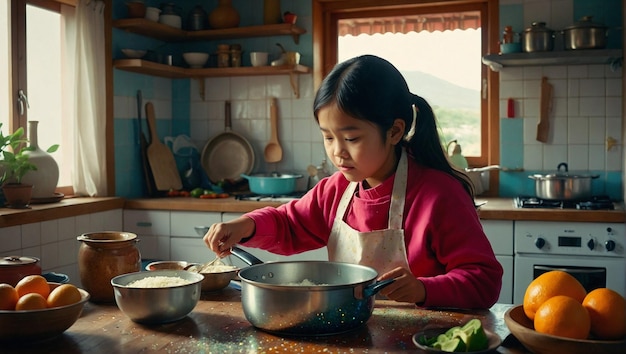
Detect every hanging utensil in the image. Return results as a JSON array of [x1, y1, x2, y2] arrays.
[[145, 102, 183, 191], [263, 97, 283, 164], [137, 90, 155, 196], [536, 76, 552, 143]]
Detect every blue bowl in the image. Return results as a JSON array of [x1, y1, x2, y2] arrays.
[[500, 43, 521, 54], [42, 272, 69, 284]]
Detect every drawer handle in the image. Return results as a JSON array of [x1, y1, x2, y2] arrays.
[[136, 222, 152, 227]]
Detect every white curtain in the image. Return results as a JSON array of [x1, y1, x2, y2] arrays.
[[61, 0, 107, 196]]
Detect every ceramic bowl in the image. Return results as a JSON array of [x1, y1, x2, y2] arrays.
[[250, 52, 269, 67], [504, 305, 626, 354], [159, 14, 182, 29], [0, 283, 90, 343], [144, 6, 161, 22], [183, 52, 209, 68], [121, 49, 147, 59], [412, 327, 502, 353], [111, 270, 203, 324]]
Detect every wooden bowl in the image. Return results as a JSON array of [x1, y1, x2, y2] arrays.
[[504, 305, 626, 354], [0, 283, 89, 342]]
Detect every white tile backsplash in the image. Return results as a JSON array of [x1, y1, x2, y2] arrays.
[[502, 60, 623, 172]]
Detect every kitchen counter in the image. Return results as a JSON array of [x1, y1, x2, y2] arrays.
[[5, 287, 527, 353], [125, 197, 626, 223]]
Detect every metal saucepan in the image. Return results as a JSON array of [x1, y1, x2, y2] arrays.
[[230, 246, 393, 335], [201, 101, 255, 184], [522, 22, 555, 52], [0, 256, 42, 286], [528, 162, 599, 200], [241, 173, 302, 195], [562, 16, 608, 50]]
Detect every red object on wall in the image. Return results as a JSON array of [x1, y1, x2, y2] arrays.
[[507, 98, 515, 118]]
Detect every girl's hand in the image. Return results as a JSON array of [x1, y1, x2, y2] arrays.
[[203, 216, 255, 257], [377, 267, 426, 304]]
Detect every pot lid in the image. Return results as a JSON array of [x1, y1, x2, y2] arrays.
[[565, 16, 607, 30], [0, 256, 40, 267], [524, 22, 554, 33]]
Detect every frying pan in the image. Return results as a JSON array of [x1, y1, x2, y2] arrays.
[[201, 101, 255, 184]]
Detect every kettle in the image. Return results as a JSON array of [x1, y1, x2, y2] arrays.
[[446, 140, 468, 169]]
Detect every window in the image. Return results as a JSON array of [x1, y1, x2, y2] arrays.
[[313, 0, 500, 180], [1, 0, 76, 195]]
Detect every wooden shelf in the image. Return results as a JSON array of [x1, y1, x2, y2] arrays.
[[482, 49, 623, 71], [114, 59, 311, 97], [112, 18, 307, 44]]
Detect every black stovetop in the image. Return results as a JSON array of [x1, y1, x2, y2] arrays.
[[515, 195, 615, 210]]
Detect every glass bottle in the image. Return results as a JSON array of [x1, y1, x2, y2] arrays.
[[217, 44, 230, 68], [230, 44, 242, 67]]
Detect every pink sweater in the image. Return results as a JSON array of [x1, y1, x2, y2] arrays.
[[243, 159, 503, 309]]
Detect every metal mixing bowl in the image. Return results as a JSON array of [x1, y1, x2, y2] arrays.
[[145, 260, 237, 292], [111, 270, 203, 324]]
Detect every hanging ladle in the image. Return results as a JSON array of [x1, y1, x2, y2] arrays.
[[264, 97, 283, 164]]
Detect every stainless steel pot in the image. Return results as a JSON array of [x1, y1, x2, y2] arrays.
[[562, 16, 608, 50], [230, 247, 393, 335], [522, 22, 555, 52], [528, 163, 599, 200], [241, 173, 302, 195]]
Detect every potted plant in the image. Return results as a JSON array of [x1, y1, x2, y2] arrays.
[[0, 123, 58, 207]]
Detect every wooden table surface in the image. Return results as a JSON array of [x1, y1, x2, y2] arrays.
[[5, 286, 530, 353]]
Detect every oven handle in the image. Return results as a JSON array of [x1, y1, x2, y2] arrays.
[[535, 265, 605, 274]]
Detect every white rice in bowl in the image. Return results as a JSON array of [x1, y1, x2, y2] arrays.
[[126, 275, 192, 288]]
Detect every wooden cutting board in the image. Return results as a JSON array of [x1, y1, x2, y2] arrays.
[[536, 76, 553, 143], [145, 102, 182, 191]]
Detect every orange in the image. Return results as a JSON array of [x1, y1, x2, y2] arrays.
[[534, 295, 591, 340], [523, 270, 587, 320], [47, 284, 82, 308], [582, 288, 626, 340], [14, 293, 48, 311], [0, 283, 19, 311], [15, 274, 50, 299]]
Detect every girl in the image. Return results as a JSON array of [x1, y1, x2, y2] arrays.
[[204, 55, 503, 309]]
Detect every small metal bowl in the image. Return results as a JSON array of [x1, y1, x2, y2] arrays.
[[111, 270, 203, 324], [145, 261, 237, 292]]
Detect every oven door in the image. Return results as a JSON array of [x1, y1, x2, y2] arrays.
[[513, 254, 626, 304]]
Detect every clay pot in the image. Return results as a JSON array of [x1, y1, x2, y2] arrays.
[[77, 232, 141, 303], [0, 256, 42, 286], [2, 183, 33, 209], [208, 0, 240, 29]]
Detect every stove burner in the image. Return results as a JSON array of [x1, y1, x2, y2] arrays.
[[515, 195, 614, 210]]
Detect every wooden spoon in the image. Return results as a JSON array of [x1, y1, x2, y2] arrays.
[[264, 97, 283, 163]]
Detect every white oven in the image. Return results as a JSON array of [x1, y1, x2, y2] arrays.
[[513, 221, 626, 304]]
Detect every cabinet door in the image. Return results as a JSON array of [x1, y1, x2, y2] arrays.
[[170, 211, 222, 263], [123, 210, 171, 261], [481, 220, 514, 304]]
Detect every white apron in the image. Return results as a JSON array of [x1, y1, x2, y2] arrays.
[[327, 150, 410, 275]]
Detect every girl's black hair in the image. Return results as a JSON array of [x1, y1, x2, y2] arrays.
[[313, 54, 475, 199]]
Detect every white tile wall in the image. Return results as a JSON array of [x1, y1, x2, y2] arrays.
[[500, 63, 623, 171], [0, 209, 123, 287], [189, 73, 329, 191]]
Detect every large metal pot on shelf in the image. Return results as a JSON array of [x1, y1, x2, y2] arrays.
[[521, 22, 555, 52], [528, 162, 599, 201], [562, 16, 608, 50]]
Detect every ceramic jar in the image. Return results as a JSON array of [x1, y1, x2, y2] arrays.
[[77, 232, 141, 303], [21, 121, 59, 199], [0, 256, 41, 286], [263, 0, 282, 24], [208, 0, 240, 29]]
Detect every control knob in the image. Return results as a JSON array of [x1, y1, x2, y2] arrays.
[[535, 238, 546, 249], [605, 240, 616, 252], [587, 239, 595, 250]]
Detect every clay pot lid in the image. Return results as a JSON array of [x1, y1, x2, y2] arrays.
[[0, 255, 40, 267]]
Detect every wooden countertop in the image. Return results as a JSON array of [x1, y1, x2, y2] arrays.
[[5, 287, 527, 353], [125, 197, 626, 223], [2, 196, 624, 228]]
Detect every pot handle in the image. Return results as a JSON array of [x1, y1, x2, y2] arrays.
[[230, 246, 265, 266], [355, 278, 395, 299]]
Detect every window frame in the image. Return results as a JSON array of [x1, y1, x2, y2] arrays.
[[7, 0, 114, 196], [312, 0, 500, 195]]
